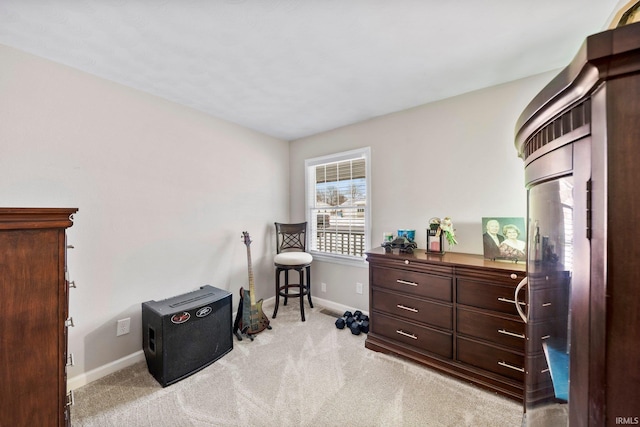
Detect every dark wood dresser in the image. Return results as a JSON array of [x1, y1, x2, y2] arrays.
[[365, 247, 526, 400], [0, 208, 78, 426]]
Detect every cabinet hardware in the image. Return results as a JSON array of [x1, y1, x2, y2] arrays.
[[497, 297, 526, 306], [67, 244, 75, 249], [542, 302, 552, 307], [541, 335, 550, 340], [396, 279, 418, 287], [396, 304, 418, 313], [66, 353, 75, 367], [404, 260, 409, 265], [498, 329, 525, 339], [541, 368, 550, 373], [396, 329, 418, 340], [65, 390, 75, 407], [65, 317, 75, 328], [510, 273, 518, 279], [68, 280, 77, 289], [514, 277, 528, 323], [498, 361, 524, 372]]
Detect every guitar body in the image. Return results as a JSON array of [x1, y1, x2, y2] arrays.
[[240, 287, 270, 334], [233, 232, 272, 341]]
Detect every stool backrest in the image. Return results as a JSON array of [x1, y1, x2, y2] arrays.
[[275, 222, 307, 254]]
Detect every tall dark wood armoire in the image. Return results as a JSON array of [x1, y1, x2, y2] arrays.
[[0, 208, 78, 426], [515, 22, 640, 426]]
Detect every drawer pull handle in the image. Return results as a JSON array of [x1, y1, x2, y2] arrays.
[[396, 329, 418, 340], [498, 329, 525, 339], [396, 304, 418, 313], [497, 297, 526, 306], [66, 353, 75, 367], [541, 335, 550, 340], [68, 280, 77, 289], [542, 302, 552, 307], [498, 361, 524, 372], [541, 368, 550, 373], [514, 277, 528, 323], [65, 317, 75, 328], [66, 390, 75, 407], [396, 279, 418, 287]]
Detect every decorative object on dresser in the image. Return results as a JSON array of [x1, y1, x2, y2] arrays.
[[481, 217, 526, 261], [426, 217, 457, 254], [0, 207, 78, 427], [365, 248, 526, 400], [381, 235, 417, 253], [514, 20, 640, 426]]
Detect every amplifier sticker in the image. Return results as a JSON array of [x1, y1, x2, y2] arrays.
[[171, 312, 190, 324], [196, 306, 213, 318]]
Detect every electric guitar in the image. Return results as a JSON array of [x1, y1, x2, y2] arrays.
[[233, 231, 271, 341]]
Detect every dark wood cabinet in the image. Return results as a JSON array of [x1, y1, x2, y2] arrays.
[[515, 21, 640, 426], [365, 248, 526, 400], [0, 208, 78, 427]]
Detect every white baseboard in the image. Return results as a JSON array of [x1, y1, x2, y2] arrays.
[[66, 296, 364, 390], [265, 295, 368, 316], [67, 350, 146, 391], [307, 296, 369, 317]]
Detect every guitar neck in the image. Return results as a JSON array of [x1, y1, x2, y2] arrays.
[[246, 244, 256, 306]]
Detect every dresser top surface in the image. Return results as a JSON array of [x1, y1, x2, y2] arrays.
[[366, 247, 526, 273]]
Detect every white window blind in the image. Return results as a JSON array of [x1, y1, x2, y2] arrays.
[[305, 148, 370, 262]]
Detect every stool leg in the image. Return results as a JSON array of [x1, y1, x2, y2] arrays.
[[299, 267, 305, 321], [272, 268, 280, 319], [306, 265, 313, 308], [284, 268, 289, 306]]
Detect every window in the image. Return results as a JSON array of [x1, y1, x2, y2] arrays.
[[305, 147, 370, 265]]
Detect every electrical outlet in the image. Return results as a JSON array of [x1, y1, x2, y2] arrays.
[[356, 282, 363, 294], [117, 317, 130, 336], [321, 282, 327, 292]]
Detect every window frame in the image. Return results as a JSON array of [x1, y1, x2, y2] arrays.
[[304, 147, 371, 267]]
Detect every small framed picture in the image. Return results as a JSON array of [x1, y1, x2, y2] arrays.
[[482, 217, 526, 261]]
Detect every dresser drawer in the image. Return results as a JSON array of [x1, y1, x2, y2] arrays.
[[528, 285, 569, 322], [527, 320, 567, 353], [373, 312, 453, 358], [457, 337, 524, 382], [457, 307, 525, 351], [456, 278, 522, 316], [371, 266, 452, 302], [526, 353, 553, 389], [372, 288, 452, 330]]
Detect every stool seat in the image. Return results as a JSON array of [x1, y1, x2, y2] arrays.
[[274, 252, 313, 266]]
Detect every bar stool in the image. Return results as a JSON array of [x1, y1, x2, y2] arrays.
[[272, 222, 313, 321]]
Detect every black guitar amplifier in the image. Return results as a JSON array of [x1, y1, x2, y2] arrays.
[[142, 285, 232, 387]]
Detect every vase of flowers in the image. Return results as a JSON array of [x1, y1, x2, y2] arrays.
[[427, 217, 458, 254]]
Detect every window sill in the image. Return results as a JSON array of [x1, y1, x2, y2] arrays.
[[309, 251, 369, 268]]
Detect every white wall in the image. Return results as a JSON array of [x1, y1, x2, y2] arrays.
[[289, 71, 557, 311], [0, 44, 289, 385]]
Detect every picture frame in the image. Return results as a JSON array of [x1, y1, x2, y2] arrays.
[[481, 217, 526, 261]]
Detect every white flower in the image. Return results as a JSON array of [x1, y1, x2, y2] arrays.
[[429, 216, 458, 246]]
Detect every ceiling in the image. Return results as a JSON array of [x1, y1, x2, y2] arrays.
[[0, 1, 620, 140]]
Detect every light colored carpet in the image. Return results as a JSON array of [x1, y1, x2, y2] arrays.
[[71, 302, 523, 426]]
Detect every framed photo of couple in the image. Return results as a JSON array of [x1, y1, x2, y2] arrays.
[[482, 217, 526, 261]]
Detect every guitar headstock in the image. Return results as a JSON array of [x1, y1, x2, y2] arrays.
[[241, 231, 252, 247]]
